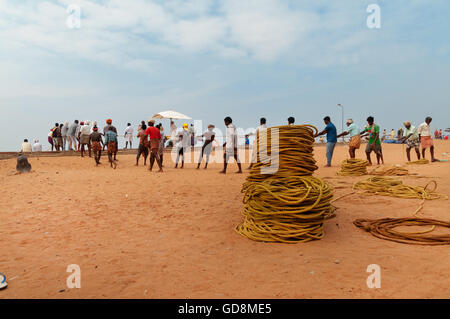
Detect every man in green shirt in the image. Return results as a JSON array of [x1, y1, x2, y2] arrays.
[[360, 116, 384, 165]]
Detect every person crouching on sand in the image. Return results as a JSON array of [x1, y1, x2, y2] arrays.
[[136, 123, 149, 166], [337, 119, 361, 159], [145, 119, 163, 172], [105, 126, 118, 169], [401, 121, 421, 162], [90, 126, 104, 166], [197, 124, 215, 169]]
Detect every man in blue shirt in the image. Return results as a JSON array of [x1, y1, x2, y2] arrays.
[[316, 116, 337, 167]]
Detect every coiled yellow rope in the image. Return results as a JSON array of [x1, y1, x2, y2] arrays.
[[337, 159, 368, 176], [369, 165, 409, 176], [236, 125, 336, 243], [353, 176, 448, 216]]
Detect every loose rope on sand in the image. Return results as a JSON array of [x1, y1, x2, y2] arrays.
[[337, 159, 369, 176], [353, 176, 447, 216], [407, 159, 430, 165], [354, 218, 450, 245], [236, 125, 336, 244], [369, 165, 409, 176]]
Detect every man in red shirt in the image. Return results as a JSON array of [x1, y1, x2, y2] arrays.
[[145, 119, 163, 172]]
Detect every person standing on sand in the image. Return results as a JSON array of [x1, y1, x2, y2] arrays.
[[90, 126, 104, 166], [248, 117, 267, 170], [174, 123, 190, 169], [316, 116, 338, 167], [61, 121, 69, 151], [103, 119, 118, 160], [337, 119, 360, 159], [197, 125, 215, 169], [136, 123, 149, 166], [418, 117, 439, 162], [80, 121, 92, 158], [157, 124, 165, 166], [124, 123, 134, 149], [48, 129, 54, 151], [145, 119, 163, 172], [169, 121, 177, 147], [52, 123, 60, 151], [400, 121, 421, 162], [68, 120, 79, 151], [57, 124, 64, 151], [360, 116, 384, 165], [104, 126, 118, 169], [76, 121, 83, 151], [220, 117, 242, 174]]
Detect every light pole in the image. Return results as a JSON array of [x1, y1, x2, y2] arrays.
[[338, 104, 344, 143]]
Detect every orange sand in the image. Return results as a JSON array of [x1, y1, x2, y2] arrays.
[[1, 141, 449, 299]]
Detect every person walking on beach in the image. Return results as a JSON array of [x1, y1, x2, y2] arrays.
[[220, 117, 242, 174], [124, 123, 134, 149], [316, 116, 338, 167], [288, 117, 295, 125], [80, 120, 92, 158], [104, 126, 118, 169], [136, 123, 149, 166], [51, 123, 60, 151], [145, 119, 163, 172], [103, 119, 118, 160], [157, 124, 165, 166], [197, 125, 215, 169], [169, 121, 177, 147], [418, 117, 439, 162], [68, 120, 79, 151], [361, 116, 384, 165], [90, 126, 104, 166], [189, 124, 196, 147], [400, 121, 421, 162], [75, 121, 83, 151], [48, 129, 54, 151], [174, 123, 189, 169], [337, 119, 361, 159]]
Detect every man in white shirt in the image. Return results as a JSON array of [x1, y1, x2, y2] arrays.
[[175, 123, 190, 169], [170, 121, 177, 147], [80, 120, 92, 158], [124, 123, 134, 149], [248, 117, 267, 169], [32, 139, 43, 152], [220, 117, 242, 174], [21, 139, 32, 153], [418, 117, 438, 162]]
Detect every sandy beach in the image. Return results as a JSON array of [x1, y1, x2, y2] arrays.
[[0, 141, 449, 299]]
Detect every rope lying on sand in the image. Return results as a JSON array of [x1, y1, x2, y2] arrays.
[[368, 165, 409, 176], [407, 159, 430, 165], [337, 159, 368, 176], [354, 218, 450, 245], [353, 177, 447, 216], [236, 125, 336, 244]]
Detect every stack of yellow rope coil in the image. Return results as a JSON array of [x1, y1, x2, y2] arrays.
[[353, 176, 447, 216], [337, 159, 368, 176], [407, 159, 430, 165], [236, 125, 335, 243]]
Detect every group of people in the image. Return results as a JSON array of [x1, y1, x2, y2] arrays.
[[20, 115, 443, 171], [317, 115, 441, 166]]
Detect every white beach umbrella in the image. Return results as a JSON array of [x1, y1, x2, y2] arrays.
[[152, 110, 192, 120]]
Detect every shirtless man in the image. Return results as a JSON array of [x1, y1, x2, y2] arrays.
[[136, 123, 149, 166], [90, 126, 104, 166]]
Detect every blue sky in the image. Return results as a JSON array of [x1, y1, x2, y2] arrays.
[[1, 0, 449, 150]]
